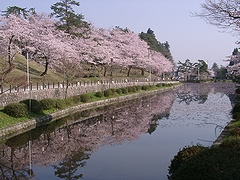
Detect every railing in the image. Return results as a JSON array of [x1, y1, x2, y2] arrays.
[[1, 77, 171, 94]]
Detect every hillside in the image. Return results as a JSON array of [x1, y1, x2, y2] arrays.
[[0, 54, 158, 88]]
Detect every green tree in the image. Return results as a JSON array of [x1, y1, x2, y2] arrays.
[[198, 60, 208, 73], [177, 59, 194, 73], [177, 59, 195, 80], [218, 66, 227, 79], [140, 28, 159, 51], [1, 6, 36, 18], [213, 65, 227, 80], [139, 28, 173, 62], [211, 62, 219, 71], [51, 0, 89, 36], [232, 48, 238, 55], [163, 41, 170, 51]]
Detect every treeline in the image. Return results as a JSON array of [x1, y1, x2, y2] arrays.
[[140, 28, 173, 62]]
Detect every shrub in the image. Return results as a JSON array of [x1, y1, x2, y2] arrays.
[[236, 88, 240, 95], [3, 103, 28, 118], [69, 95, 81, 104], [132, 86, 137, 92], [135, 86, 141, 91], [20, 99, 43, 114], [40, 98, 56, 110], [109, 88, 116, 94], [230, 127, 240, 136], [55, 99, 67, 109], [127, 86, 136, 93], [121, 88, 128, 94], [142, 85, 150, 91], [168, 145, 207, 176], [220, 136, 240, 150], [233, 112, 240, 120], [232, 102, 240, 114], [116, 88, 122, 95], [64, 98, 74, 106], [156, 83, 162, 87], [95, 91, 104, 98], [103, 89, 113, 97], [169, 146, 240, 180], [127, 86, 132, 93], [80, 94, 90, 103]]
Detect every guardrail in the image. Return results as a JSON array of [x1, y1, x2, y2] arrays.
[[1, 77, 172, 94]]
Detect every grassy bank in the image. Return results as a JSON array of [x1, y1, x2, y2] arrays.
[[0, 54, 162, 89]]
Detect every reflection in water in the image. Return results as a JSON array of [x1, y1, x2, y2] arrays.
[[0, 91, 175, 180], [0, 82, 236, 180]]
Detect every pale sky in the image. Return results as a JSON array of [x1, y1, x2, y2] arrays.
[[1, 0, 238, 67]]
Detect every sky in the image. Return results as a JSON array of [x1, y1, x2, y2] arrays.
[[1, 0, 238, 67]]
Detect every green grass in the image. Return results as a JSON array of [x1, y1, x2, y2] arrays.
[[1, 55, 64, 86], [227, 120, 240, 136], [0, 109, 30, 129]]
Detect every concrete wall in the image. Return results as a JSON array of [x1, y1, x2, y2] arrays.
[[0, 81, 178, 107]]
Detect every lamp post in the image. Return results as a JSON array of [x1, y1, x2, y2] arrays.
[[150, 67, 151, 82], [26, 51, 31, 112], [26, 52, 30, 91], [198, 66, 200, 81]]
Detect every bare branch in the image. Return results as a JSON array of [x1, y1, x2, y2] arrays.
[[193, 0, 240, 35]]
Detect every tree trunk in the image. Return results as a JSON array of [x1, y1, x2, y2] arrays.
[[141, 68, 145, 76], [40, 58, 49, 76], [0, 35, 15, 87], [64, 78, 69, 99], [120, 67, 123, 73], [127, 66, 132, 77], [103, 66, 107, 77]]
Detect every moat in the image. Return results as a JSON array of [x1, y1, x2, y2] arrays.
[[0, 82, 236, 180]]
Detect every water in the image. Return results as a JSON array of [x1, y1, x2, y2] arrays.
[[0, 82, 236, 180]]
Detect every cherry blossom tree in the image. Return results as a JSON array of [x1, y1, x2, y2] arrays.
[[225, 52, 240, 76], [0, 10, 174, 86], [0, 14, 32, 88], [54, 40, 81, 98], [85, 26, 175, 78], [0, 12, 84, 96], [148, 50, 174, 76], [25, 13, 62, 76], [26, 13, 84, 80], [77, 26, 120, 77], [108, 28, 150, 76]]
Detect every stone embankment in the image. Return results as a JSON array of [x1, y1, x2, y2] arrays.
[[211, 91, 238, 147], [211, 119, 235, 148], [0, 84, 181, 141], [0, 81, 176, 107]]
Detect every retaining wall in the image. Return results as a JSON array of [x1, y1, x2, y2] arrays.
[[0, 81, 178, 107]]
